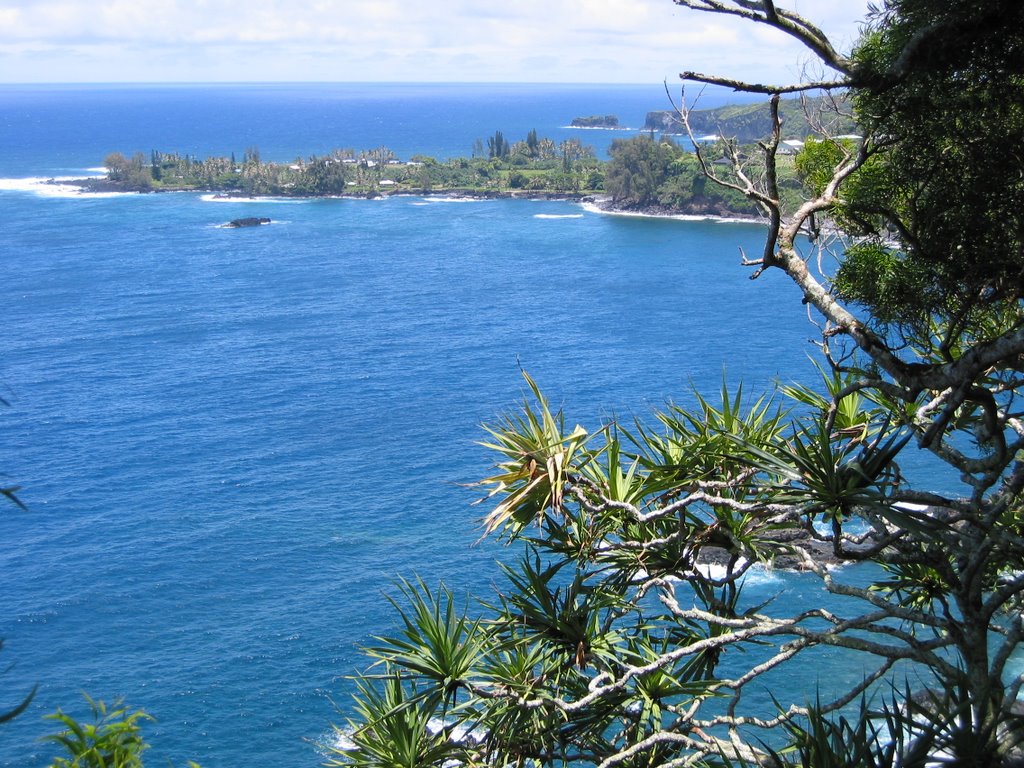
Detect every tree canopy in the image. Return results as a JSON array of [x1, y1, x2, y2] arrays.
[[335, 2, 1024, 766], [837, 0, 1024, 330]]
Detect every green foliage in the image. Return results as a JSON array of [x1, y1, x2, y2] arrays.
[[41, 696, 200, 768], [342, 376, 928, 767], [571, 115, 619, 128], [768, 693, 901, 768], [43, 696, 153, 768], [487, 130, 510, 159], [490, 552, 628, 670], [794, 137, 849, 198], [839, 0, 1024, 328], [104, 131, 602, 198], [103, 152, 153, 191], [0, 638, 35, 725], [507, 170, 527, 189], [329, 675, 455, 768], [646, 95, 857, 143], [832, 241, 934, 327], [605, 135, 757, 215], [365, 578, 485, 708], [632, 380, 787, 492], [526, 128, 539, 157], [605, 135, 680, 207], [477, 371, 590, 537], [339, 342, 1024, 765], [770, 677, 1024, 768]]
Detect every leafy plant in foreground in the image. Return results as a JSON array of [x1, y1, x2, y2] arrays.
[[42, 696, 200, 768]]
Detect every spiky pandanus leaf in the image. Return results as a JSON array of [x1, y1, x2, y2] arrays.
[[477, 372, 593, 536], [330, 673, 459, 768], [364, 578, 486, 708]]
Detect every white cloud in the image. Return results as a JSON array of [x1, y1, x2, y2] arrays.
[[0, 0, 871, 82]]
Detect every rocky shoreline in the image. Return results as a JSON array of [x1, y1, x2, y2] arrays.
[[53, 176, 761, 222], [591, 197, 762, 223]]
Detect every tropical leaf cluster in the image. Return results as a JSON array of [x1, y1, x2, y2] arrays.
[[40, 696, 201, 768], [333, 359, 1024, 767]]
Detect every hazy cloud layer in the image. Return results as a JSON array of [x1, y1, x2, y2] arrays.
[[0, 0, 870, 83]]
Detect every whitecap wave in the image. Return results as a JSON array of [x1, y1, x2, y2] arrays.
[[419, 196, 485, 204], [317, 726, 355, 760], [580, 200, 764, 226], [812, 516, 871, 537], [321, 717, 484, 761], [702, 561, 786, 588], [0, 176, 136, 198], [533, 213, 584, 220], [632, 559, 782, 588], [49, 167, 106, 177], [199, 193, 309, 204], [428, 718, 485, 744]]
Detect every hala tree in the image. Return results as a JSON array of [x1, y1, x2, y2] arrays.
[[333, 2, 1024, 766]]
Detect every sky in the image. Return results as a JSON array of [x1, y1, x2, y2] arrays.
[[0, 0, 871, 84]]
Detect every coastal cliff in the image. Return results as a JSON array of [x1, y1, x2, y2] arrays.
[[645, 95, 857, 142]]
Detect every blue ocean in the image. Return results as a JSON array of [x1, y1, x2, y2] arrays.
[[1, 83, 865, 767]]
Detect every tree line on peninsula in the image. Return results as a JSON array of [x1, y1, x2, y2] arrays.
[[100, 114, 835, 218]]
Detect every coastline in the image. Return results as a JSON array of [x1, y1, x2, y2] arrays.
[[581, 196, 764, 225], [56, 175, 592, 203], [51, 176, 763, 223]]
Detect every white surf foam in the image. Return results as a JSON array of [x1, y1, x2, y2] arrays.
[[198, 193, 309, 204], [633, 559, 782, 588], [580, 200, 764, 226], [213, 218, 284, 229], [0, 176, 135, 198], [419, 196, 485, 204], [321, 717, 484, 760]]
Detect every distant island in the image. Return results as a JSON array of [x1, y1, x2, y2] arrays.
[[570, 115, 620, 129]]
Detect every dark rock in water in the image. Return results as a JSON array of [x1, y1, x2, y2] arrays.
[[226, 217, 271, 228]]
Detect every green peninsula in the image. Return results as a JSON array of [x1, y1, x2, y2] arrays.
[[101, 132, 603, 198], [92, 114, 841, 220], [645, 95, 858, 143]]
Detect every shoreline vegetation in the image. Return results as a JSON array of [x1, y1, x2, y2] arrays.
[[65, 173, 763, 223], [68, 93, 845, 220], [68, 126, 781, 220]]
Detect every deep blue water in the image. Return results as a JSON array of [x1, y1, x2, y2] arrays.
[[0, 84, 958, 767], [0, 81, 760, 175]]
